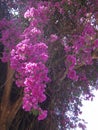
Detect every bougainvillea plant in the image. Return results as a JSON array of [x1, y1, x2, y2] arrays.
[[0, 0, 98, 130]]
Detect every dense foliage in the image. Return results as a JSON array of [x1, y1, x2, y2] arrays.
[[0, 0, 98, 130]]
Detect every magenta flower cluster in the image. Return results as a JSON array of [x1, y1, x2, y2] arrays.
[[0, 0, 98, 125], [0, 19, 21, 62], [8, 2, 50, 120], [65, 23, 97, 81]]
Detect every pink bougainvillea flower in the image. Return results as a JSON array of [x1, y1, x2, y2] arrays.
[[38, 110, 47, 120]]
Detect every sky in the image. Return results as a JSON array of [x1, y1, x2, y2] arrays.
[[77, 90, 98, 130]]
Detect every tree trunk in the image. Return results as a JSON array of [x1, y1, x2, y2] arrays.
[[0, 63, 22, 130]]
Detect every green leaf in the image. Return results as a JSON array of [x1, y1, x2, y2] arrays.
[[30, 109, 39, 116]]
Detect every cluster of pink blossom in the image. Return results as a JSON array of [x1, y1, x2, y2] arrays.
[[65, 55, 78, 81], [9, 2, 50, 120], [0, 19, 21, 62], [0, 1, 98, 126], [64, 22, 97, 81]]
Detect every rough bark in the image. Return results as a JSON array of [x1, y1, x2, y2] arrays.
[[0, 63, 22, 130]]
